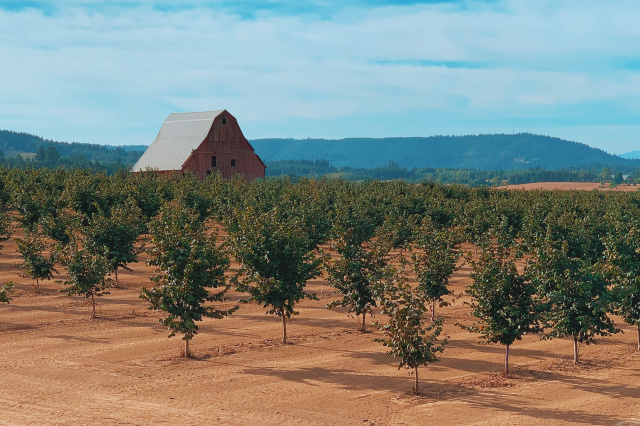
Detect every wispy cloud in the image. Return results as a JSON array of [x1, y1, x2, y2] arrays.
[[0, 0, 638, 152]]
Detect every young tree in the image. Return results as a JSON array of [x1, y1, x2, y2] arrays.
[[467, 244, 540, 374], [16, 232, 57, 294], [0, 203, 10, 251], [11, 179, 47, 232], [375, 274, 447, 395], [377, 215, 416, 259], [40, 213, 73, 248], [325, 195, 386, 331], [84, 198, 143, 285], [528, 238, 619, 363], [411, 223, 462, 321], [227, 206, 322, 344], [604, 223, 640, 351], [325, 239, 390, 331], [0, 282, 13, 303], [141, 202, 235, 357], [60, 247, 112, 319]]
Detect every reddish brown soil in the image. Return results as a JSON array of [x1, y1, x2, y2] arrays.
[[501, 182, 640, 192], [1, 233, 640, 424]]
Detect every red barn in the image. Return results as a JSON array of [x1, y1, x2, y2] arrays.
[[132, 110, 265, 181]]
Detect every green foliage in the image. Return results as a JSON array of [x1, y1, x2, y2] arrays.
[[1, 166, 640, 369], [603, 221, 640, 350], [0, 282, 13, 303], [227, 206, 322, 343], [0, 129, 143, 172], [528, 237, 619, 361], [173, 174, 216, 222], [265, 159, 337, 178], [10, 172, 54, 231], [0, 174, 12, 248], [606, 226, 640, 326], [324, 184, 390, 330], [141, 202, 236, 356], [40, 213, 73, 247], [375, 274, 447, 394], [325, 239, 390, 330], [59, 244, 113, 318], [84, 198, 143, 281], [124, 172, 170, 223], [331, 188, 382, 246], [466, 244, 540, 372], [411, 223, 462, 320], [16, 232, 57, 293], [377, 215, 417, 254], [63, 171, 111, 219]]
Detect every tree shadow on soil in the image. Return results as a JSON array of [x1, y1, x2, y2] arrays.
[[229, 312, 353, 331], [220, 350, 635, 424], [3, 302, 87, 316], [434, 356, 508, 374], [449, 339, 552, 361], [536, 366, 640, 400], [239, 364, 442, 394], [459, 390, 626, 425], [52, 334, 110, 344], [237, 364, 633, 424]]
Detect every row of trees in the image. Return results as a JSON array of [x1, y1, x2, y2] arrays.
[[2, 168, 640, 393], [266, 159, 640, 186]]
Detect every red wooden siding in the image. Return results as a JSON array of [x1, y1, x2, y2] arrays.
[[180, 111, 264, 181]]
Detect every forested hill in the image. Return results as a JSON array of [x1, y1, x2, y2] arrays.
[[2, 129, 638, 173], [0, 130, 144, 164], [251, 133, 639, 170]]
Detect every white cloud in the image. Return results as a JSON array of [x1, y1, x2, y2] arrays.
[[0, 1, 638, 150]]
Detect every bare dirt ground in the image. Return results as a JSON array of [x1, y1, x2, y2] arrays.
[[1, 228, 640, 424], [501, 182, 640, 192]]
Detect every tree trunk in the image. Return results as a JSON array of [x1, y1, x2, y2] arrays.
[[573, 337, 579, 364], [637, 324, 640, 352], [361, 311, 366, 332], [91, 293, 96, 319], [115, 268, 118, 285], [36, 277, 39, 294], [414, 366, 419, 395], [431, 299, 436, 321], [185, 338, 190, 358], [282, 313, 287, 344], [505, 344, 510, 375]]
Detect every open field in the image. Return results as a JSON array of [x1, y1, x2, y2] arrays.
[[501, 182, 640, 192], [1, 233, 640, 425]]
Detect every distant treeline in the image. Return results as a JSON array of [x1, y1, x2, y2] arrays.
[[2, 151, 636, 185], [2, 128, 638, 185], [0, 146, 129, 174], [265, 159, 637, 186], [0, 130, 143, 164], [252, 133, 640, 170]]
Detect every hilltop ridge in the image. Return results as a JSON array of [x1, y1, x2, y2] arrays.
[[251, 133, 638, 170], [1, 129, 638, 172], [0, 129, 144, 164]]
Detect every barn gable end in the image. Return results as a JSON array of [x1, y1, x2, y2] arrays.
[[132, 110, 265, 181]]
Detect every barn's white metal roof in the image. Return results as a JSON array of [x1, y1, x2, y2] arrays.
[[132, 110, 224, 172]]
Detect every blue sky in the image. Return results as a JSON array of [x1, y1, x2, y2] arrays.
[[0, 0, 639, 153]]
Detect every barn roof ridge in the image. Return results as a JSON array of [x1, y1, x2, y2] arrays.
[[132, 110, 225, 172], [132, 109, 265, 179]]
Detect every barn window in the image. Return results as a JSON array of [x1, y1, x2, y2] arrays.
[[211, 156, 217, 168], [231, 159, 236, 167], [222, 114, 226, 125]]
